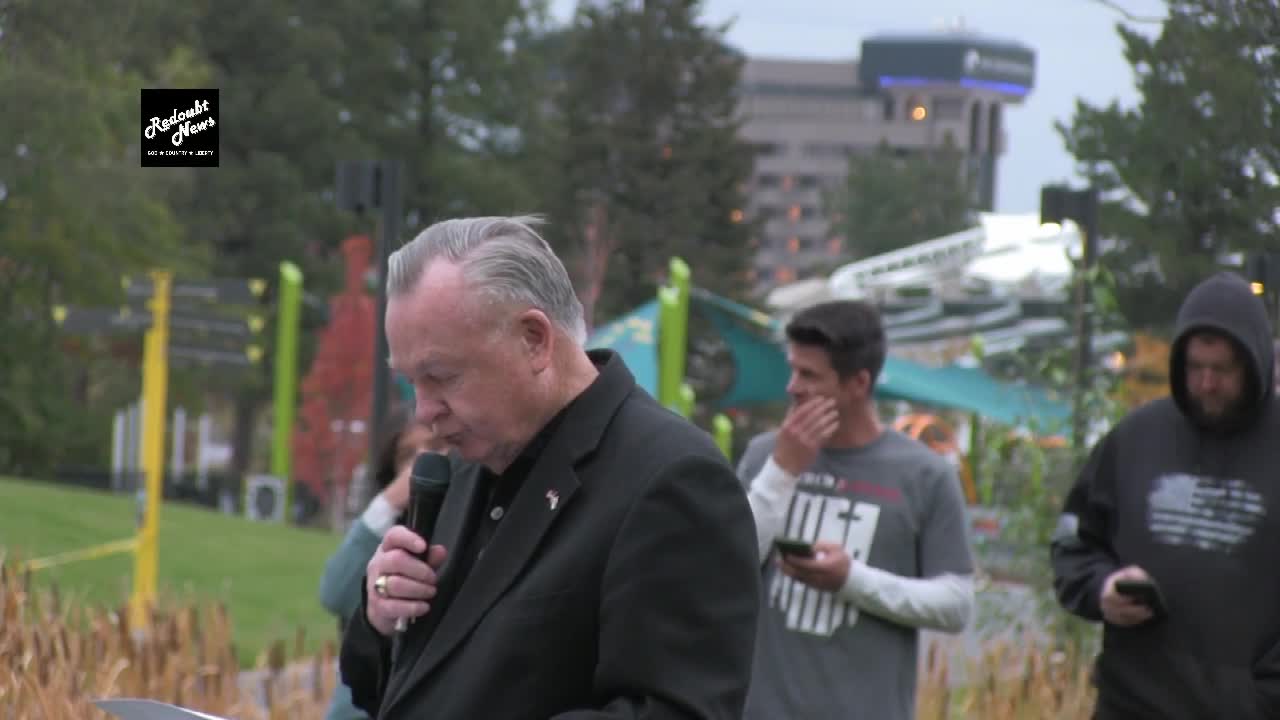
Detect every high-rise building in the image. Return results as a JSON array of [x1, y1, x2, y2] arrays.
[[736, 32, 1036, 293]]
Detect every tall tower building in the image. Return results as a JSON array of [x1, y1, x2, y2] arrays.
[[737, 32, 1036, 293]]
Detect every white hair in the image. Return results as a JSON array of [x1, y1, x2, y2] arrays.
[[387, 215, 587, 345]]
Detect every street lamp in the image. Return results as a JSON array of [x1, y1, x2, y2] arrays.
[[1245, 251, 1280, 337], [1040, 184, 1100, 452], [336, 160, 404, 508]]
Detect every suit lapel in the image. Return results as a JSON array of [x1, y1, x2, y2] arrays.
[[393, 443, 581, 696], [427, 459, 485, 579]]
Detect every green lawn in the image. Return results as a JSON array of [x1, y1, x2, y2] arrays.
[[0, 476, 347, 667]]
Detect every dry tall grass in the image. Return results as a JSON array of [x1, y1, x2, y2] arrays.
[[0, 559, 336, 720], [4, 551, 1102, 719], [917, 635, 1097, 719]]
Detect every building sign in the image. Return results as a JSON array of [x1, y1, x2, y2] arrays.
[[858, 35, 1037, 96], [962, 48, 1035, 85]]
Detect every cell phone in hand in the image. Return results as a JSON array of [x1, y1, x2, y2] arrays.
[[773, 537, 815, 558], [1115, 578, 1168, 619]]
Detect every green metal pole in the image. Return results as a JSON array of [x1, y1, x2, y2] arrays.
[[272, 262, 303, 523], [658, 257, 691, 412], [658, 287, 679, 409], [677, 383, 695, 420], [712, 413, 733, 459]]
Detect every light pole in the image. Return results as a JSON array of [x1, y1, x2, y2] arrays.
[[336, 160, 404, 504], [1245, 251, 1280, 338], [1040, 184, 1100, 452]]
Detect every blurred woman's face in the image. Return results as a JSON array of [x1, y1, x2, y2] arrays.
[[394, 423, 441, 473]]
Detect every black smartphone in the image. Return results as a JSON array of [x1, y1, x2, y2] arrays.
[[1115, 578, 1168, 619], [773, 537, 815, 558]]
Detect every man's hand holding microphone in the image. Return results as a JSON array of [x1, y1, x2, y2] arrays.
[[366, 453, 453, 645], [366, 530, 448, 636]]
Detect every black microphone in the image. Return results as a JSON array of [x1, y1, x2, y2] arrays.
[[391, 452, 451, 662]]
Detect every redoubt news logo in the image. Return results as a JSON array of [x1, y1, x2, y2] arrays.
[[141, 89, 219, 167]]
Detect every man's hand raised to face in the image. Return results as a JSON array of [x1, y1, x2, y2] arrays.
[[772, 397, 840, 476]]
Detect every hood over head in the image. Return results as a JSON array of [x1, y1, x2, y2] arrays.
[[1169, 272, 1275, 434]]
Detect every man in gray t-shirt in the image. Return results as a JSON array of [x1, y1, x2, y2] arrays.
[[739, 300, 975, 720]]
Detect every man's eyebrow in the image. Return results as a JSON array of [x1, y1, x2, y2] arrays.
[[393, 356, 452, 377]]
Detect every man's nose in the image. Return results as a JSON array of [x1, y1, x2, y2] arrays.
[[1193, 374, 1220, 397], [415, 392, 449, 425]]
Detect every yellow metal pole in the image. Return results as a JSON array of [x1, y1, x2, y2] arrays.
[[130, 269, 170, 631]]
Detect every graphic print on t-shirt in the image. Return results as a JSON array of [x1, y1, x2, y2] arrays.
[[1147, 472, 1265, 552], [769, 472, 881, 636]]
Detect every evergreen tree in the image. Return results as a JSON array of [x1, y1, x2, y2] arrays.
[[826, 140, 976, 261], [1058, 0, 1280, 331], [548, 0, 755, 328], [0, 0, 204, 474], [178, 0, 553, 476]]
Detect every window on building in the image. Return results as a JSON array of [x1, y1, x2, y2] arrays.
[[803, 142, 858, 158], [933, 96, 965, 120], [969, 102, 983, 152], [988, 103, 1002, 153], [775, 266, 797, 284], [757, 174, 780, 188], [750, 141, 784, 156], [787, 205, 802, 222]]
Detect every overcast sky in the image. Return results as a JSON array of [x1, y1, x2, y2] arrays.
[[546, 0, 1169, 214]]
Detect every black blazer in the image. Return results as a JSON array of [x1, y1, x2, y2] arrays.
[[340, 349, 761, 720]]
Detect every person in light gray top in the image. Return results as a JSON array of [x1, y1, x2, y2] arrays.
[[739, 300, 976, 720], [318, 409, 441, 720]]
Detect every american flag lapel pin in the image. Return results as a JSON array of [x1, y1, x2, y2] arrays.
[[546, 489, 560, 510]]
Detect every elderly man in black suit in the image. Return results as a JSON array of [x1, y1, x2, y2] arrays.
[[339, 215, 760, 720]]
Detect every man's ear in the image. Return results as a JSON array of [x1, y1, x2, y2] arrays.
[[516, 309, 555, 374], [842, 369, 872, 401]]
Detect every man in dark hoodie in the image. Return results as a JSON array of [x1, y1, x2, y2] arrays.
[[1051, 271, 1280, 720]]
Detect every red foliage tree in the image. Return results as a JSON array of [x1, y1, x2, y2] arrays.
[[291, 236, 375, 516]]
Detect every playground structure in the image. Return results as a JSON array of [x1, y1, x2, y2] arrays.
[[654, 258, 734, 455], [589, 257, 1073, 508], [765, 212, 1129, 365]]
